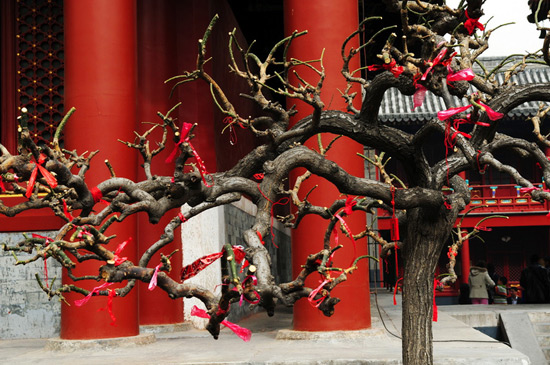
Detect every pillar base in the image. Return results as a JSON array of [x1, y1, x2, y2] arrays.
[[276, 318, 385, 340], [45, 333, 156, 352], [140, 323, 192, 334]]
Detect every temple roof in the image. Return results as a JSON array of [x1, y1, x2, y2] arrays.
[[378, 57, 550, 124]]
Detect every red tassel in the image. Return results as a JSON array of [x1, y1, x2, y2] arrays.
[[390, 217, 400, 241]]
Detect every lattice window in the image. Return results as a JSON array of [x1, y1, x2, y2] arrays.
[[16, 0, 64, 147]]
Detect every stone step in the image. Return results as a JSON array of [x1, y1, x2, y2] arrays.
[[542, 348, 550, 361], [537, 334, 550, 348], [528, 312, 550, 323], [534, 323, 550, 334]]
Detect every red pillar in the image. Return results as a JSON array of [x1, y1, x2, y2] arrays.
[[460, 238, 471, 284], [136, 0, 183, 326], [284, 0, 371, 331], [62, 0, 138, 339]]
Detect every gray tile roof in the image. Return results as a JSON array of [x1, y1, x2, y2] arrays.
[[378, 57, 550, 124]]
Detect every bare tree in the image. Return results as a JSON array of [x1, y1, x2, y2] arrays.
[[3, 1, 550, 363]]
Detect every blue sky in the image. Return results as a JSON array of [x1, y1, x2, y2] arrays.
[[447, 0, 543, 57]]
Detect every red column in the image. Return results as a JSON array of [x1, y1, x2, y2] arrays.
[[136, 0, 183, 326], [62, 0, 138, 339], [284, 0, 371, 331], [461, 238, 471, 284]]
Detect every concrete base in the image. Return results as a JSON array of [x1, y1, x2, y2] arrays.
[[45, 333, 156, 352], [500, 312, 547, 365], [276, 327, 387, 340], [139, 323, 191, 334]]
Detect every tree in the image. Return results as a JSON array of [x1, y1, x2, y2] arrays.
[[2, 0, 550, 364]]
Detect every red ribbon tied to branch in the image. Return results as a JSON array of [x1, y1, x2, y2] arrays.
[[74, 282, 114, 307], [25, 154, 57, 198], [181, 251, 225, 281], [446, 67, 475, 82], [367, 59, 404, 78], [97, 289, 117, 326], [308, 278, 330, 308], [112, 237, 132, 266], [191, 305, 252, 342], [166, 122, 213, 187], [438, 102, 504, 123], [32, 233, 53, 287], [148, 263, 162, 291], [464, 10, 485, 35]]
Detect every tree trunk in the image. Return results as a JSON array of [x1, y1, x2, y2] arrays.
[[401, 206, 456, 365]]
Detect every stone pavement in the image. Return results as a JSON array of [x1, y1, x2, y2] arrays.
[[0, 290, 533, 364]]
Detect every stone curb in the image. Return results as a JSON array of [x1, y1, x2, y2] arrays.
[[44, 333, 156, 352]]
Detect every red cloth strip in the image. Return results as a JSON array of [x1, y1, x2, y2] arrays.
[[393, 277, 404, 305], [181, 251, 224, 281], [112, 237, 131, 266], [74, 282, 114, 306], [464, 10, 485, 35], [334, 213, 357, 261], [148, 264, 162, 291], [191, 305, 252, 341], [97, 289, 117, 326], [308, 279, 330, 308]]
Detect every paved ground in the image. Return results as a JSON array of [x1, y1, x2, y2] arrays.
[[0, 290, 534, 364]]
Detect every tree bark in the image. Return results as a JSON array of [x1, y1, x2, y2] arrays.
[[401, 206, 456, 365]]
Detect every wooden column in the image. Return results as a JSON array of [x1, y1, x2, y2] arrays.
[[136, 0, 183, 327], [284, 0, 371, 331], [62, 0, 138, 339]]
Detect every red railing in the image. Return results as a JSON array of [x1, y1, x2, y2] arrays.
[[463, 183, 549, 213]]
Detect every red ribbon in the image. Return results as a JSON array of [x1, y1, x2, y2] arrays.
[[165, 122, 193, 164], [464, 10, 485, 35], [181, 251, 224, 281], [113, 237, 131, 266], [222, 116, 245, 146], [0, 176, 5, 192], [334, 213, 357, 261], [177, 212, 187, 223], [25, 154, 58, 198], [90, 186, 109, 204], [74, 282, 114, 307], [33, 234, 53, 288], [344, 196, 356, 215], [393, 277, 404, 305], [447, 246, 458, 259], [447, 67, 475, 82], [256, 230, 265, 245], [433, 279, 441, 322], [235, 275, 260, 306], [191, 305, 252, 342], [367, 59, 404, 78], [390, 186, 400, 241], [233, 245, 249, 273], [413, 84, 428, 110], [165, 122, 213, 187], [308, 278, 330, 308], [62, 199, 73, 221], [421, 47, 457, 81], [97, 289, 117, 326], [148, 263, 162, 291]]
